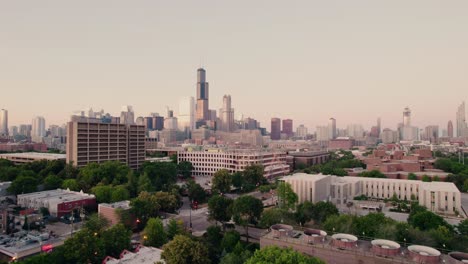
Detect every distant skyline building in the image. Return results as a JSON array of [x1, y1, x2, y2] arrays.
[[328, 118, 336, 140], [270, 118, 281, 140], [19, 124, 32, 137], [347, 124, 364, 139], [178, 96, 195, 132], [0, 109, 8, 136], [316, 126, 329, 141], [164, 108, 178, 130], [381, 128, 398, 144], [456, 101, 467, 137], [196, 68, 210, 121], [31, 116, 46, 142], [9, 126, 18, 137], [120, 105, 135, 125], [403, 107, 411, 127], [377, 117, 381, 136], [296, 124, 308, 139], [447, 120, 453, 138], [219, 95, 235, 132], [282, 119, 293, 138]]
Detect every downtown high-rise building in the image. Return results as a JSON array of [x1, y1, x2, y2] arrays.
[[400, 107, 418, 141], [296, 124, 308, 139], [282, 119, 293, 138], [66, 115, 145, 169], [196, 68, 210, 122], [456, 102, 467, 137], [178, 96, 195, 132], [0, 109, 8, 136], [270, 118, 281, 140], [347, 124, 364, 139], [120, 105, 135, 125], [328, 118, 336, 140], [219, 95, 235, 132], [32, 116, 46, 142], [447, 120, 454, 138]]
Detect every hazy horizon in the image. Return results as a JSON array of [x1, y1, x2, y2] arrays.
[[1, 1, 467, 131]]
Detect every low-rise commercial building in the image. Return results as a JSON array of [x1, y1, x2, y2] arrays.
[[0, 152, 66, 165], [17, 189, 96, 217], [282, 173, 462, 216], [103, 246, 164, 264], [178, 148, 289, 179], [98, 200, 133, 227]]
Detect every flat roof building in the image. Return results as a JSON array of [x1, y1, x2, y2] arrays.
[[178, 148, 290, 179], [0, 152, 65, 165], [282, 173, 463, 216], [98, 200, 132, 227], [17, 189, 96, 217], [103, 246, 164, 264], [66, 116, 145, 170]]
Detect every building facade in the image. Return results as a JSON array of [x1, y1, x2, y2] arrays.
[[219, 95, 235, 132], [178, 149, 289, 179], [0, 109, 8, 136], [281, 119, 293, 138], [17, 189, 96, 217], [66, 116, 145, 170], [196, 68, 210, 121], [270, 118, 281, 140], [456, 101, 467, 137], [31, 116, 46, 143], [282, 173, 462, 216]]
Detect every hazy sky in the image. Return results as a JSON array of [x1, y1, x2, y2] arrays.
[[1, 1, 467, 131]]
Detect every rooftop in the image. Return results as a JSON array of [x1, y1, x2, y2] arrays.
[[99, 200, 131, 210], [0, 152, 66, 160], [104, 246, 164, 264], [281, 173, 329, 182]]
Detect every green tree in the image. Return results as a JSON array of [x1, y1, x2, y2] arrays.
[[276, 182, 298, 210], [62, 229, 105, 264], [243, 164, 265, 186], [355, 213, 394, 238], [212, 169, 232, 194], [245, 246, 325, 264], [154, 191, 180, 213], [421, 175, 432, 182], [259, 208, 294, 228], [208, 195, 233, 228], [91, 185, 113, 203], [130, 192, 161, 224], [220, 250, 252, 264], [231, 172, 243, 190], [358, 170, 386, 178], [457, 219, 468, 236], [323, 214, 357, 234], [8, 176, 38, 194], [162, 235, 211, 264], [407, 173, 417, 180], [166, 219, 185, 240], [62, 179, 80, 191], [110, 185, 130, 203], [137, 172, 154, 193], [43, 174, 63, 190], [143, 218, 167, 247], [141, 162, 177, 191], [232, 195, 263, 242], [311, 201, 339, 224], [84, 214, 109, 233], [221, 230, 241, 253], [102, 224, 132, 258], [177, 161, 194, 179], [295, 201, 315, 225], [410, 211, 448, 231], [186, 180, 207, 203]]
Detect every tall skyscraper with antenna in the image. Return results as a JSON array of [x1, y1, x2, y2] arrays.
[[196, 68, 209, 121]]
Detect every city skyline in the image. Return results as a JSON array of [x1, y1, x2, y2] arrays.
[[1, 1, 468, 130]]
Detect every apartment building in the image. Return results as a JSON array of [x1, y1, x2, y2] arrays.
[[282, 173, 462, 216], [177, 148, 290, 179], [66, 116, 145, 170]]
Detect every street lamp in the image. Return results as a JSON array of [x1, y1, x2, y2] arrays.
[[403, 238, 406, 247], [70, 215, 75, 236]]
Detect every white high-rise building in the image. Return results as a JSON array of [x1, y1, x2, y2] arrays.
[[219, 95, 235, 132], [456, 102, 467, 137], [32, 116, 46, 142], [178, 97, 195, 132], [0, 109, 8, 136], [403, 107, 411, 127], [346, 124, 364, 139], [120, 105, 135, 125], [328, 118, 336, 140], [401, 107, 418, 141], [296, 124, 308, 139], [316, 126, 329, 141]]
